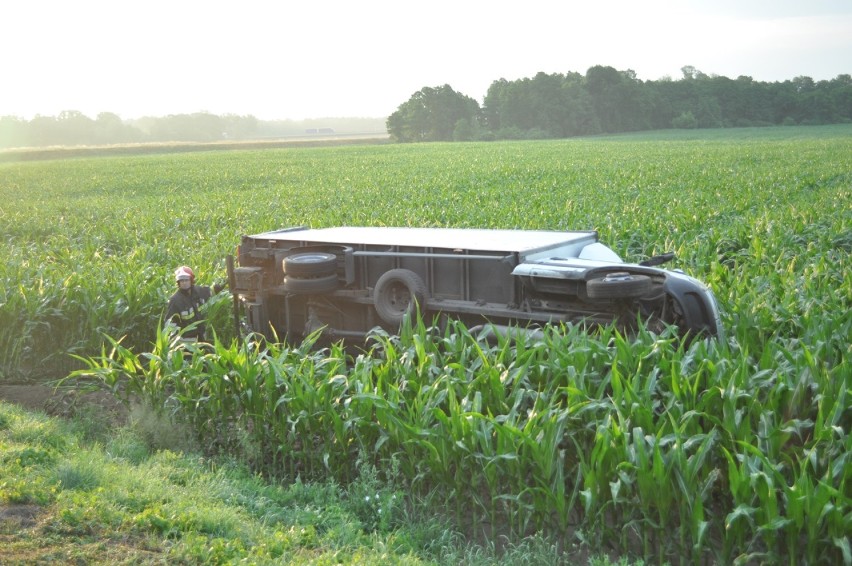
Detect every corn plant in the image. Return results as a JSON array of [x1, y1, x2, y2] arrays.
[[7, 125, 851, 563]]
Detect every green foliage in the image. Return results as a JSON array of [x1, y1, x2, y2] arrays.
[[672, 111, 698, 129], [67, 315, 850, 563], [54, 456, 103, 491], [0, 405, 65, 505], [387, 84, 481, 142], [345, 456, 405, 533], [2, 126, 851, 563], [477, 68, 852, 140], [1, 400, 543, 564]]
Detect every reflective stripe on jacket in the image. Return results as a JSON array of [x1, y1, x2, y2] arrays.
[[165, 285, 213, 339]]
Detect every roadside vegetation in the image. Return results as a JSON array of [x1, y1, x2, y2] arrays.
[[1, 400, 616, 564], [1, 125, 849, 563]]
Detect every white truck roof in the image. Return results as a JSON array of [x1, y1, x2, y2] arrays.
[[250, 226, 598, 254]]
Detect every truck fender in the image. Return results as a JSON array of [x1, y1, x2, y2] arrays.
[[664, 272, 723, 338]]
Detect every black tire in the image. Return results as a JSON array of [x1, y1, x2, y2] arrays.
[[586, 272, 652, 299], [283, 274, 339, 294], [284, 252, 338, 278], [373, 269, 428, 326]]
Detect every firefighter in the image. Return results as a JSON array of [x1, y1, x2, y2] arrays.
[[165, 266, 225, 341]]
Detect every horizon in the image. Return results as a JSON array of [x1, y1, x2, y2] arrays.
[[3, 67, 848, 124], [3, 1, 850, 122]]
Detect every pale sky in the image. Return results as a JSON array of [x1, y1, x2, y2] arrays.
[[2, 0, 850, 121]]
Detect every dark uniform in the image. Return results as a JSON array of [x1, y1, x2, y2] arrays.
[[165, 284, 216, 340]]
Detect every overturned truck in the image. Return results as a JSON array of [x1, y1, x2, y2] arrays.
[[227, 226, 722, 344]]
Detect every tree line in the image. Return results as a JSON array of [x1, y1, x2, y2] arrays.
[[386, 65, 852, 142], [0, 112, 386, 149], [3, 65, 849, 148]]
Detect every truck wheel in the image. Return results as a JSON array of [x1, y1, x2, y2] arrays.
[[587, 272, 652, 299], [284, 274, 339, 294], [284, 252, 338, 278], [374, 269, 428, 326]]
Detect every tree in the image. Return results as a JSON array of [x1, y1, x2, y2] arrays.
[[221, 114, 259, 139], [56, 111, 96, 145], [149, 112, 225, 142], [480, 72, 601, 139], [481, 79, 509, 131], [681, 65, 708, 80], [94, 112, 142, 144], [829, 74, 852, 121], [584, 65, 647, 133], [453, 116, 483, 141], [0, 116, 29, 149], [387, 85, 480, 142], [672, 111, 697, 129]]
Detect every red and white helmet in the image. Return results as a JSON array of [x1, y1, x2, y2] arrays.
[[174, 266, 195, 284]]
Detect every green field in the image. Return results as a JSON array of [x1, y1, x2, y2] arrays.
[[1, 125, 850, 563]]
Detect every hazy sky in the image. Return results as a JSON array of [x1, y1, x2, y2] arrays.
[[3, 0, 850, 121]]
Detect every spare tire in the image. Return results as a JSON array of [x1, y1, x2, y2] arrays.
[[373, 269, 428, 326], [586, 272, 652, 299], [284, 252, 338, 278], [283, 274, 339, 294]]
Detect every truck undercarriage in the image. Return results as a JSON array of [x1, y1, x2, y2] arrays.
[[227, 227, 722, 346]]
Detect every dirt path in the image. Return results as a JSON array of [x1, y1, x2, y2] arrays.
[[0, 383, 128, 422]]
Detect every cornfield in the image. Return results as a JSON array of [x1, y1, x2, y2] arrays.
[[3, 125, 850, 563]]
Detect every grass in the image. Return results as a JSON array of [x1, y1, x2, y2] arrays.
[[0, 400, 625, 564]]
